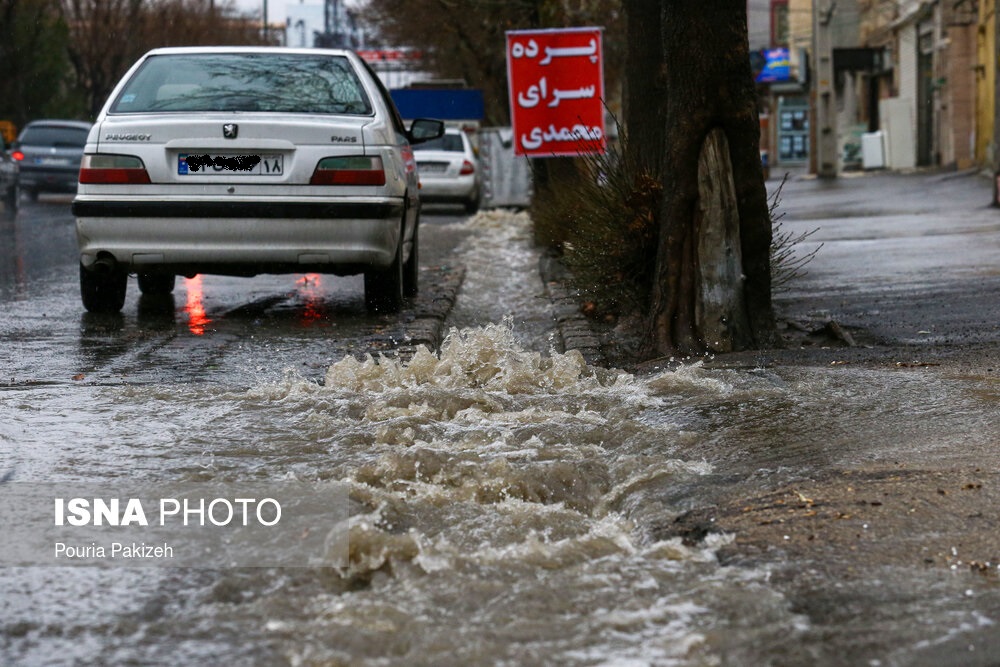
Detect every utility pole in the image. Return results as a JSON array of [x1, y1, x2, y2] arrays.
[[993, 0, 1000, 205], [813, 1, 837, 178]]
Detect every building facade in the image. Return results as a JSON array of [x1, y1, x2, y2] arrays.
[[767, 0, 981, 174]]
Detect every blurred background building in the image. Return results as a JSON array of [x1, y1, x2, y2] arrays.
[[753, 0, 986, 176]]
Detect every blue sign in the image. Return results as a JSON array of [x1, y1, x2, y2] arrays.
[[756, 48, 791, 84], [390, 89, 485, 121]]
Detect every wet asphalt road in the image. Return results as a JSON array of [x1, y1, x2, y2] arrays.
[[782, 170, 1000, 351], [719, 168, 1000, 370], [0, 197, 471, 389]]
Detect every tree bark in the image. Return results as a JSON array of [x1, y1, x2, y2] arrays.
[[623, 0, 665, 175], [642, 0, 776, 357], [694, 128, 752, 352]]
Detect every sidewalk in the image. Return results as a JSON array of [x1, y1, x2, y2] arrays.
[[658, 170, 1000, 663], [541, 167, 1000, 372], [760, 168, 1000, 371]]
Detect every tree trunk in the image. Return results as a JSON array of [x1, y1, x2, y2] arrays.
[[623, 0, 665, 175], [642, 0, 776, 357]]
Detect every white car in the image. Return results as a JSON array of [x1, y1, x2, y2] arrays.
[[413, 129, 481, 213], [72, 46, 443, 313]]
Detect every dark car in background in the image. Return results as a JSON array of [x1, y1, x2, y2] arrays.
[[11, 120, 91, 201]]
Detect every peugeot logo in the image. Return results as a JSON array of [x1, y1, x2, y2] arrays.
[[223, 123, 238, 139]]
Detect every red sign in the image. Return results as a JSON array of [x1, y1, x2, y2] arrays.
[[506, 27, 605, 157]]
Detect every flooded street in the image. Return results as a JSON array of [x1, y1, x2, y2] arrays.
[[3, 172, 1000, 666]]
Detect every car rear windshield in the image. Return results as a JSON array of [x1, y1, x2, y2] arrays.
[[413, 133, 465, 152], [110, 53, 374, 116], [20, 126, 88, 147]]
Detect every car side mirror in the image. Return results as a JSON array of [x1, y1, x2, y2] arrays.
[[408, 118, 445, 144]]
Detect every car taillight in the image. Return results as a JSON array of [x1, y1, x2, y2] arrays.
[[79, 155, 151, 184], [10, 150, 24, 162], [310, 156, 386, 186], [460, 160, 475, 176]]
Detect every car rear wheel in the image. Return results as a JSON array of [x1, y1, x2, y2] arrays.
[[364, 231, 404, 313], [403, 222, 419, 297], [80, 263, 127, 313], [464, 194, 480, 214], [137, 272, 176, 295]]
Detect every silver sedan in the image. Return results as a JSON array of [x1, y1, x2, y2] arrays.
[[413, 128, 482, 213], [73, 46, 443, 313]]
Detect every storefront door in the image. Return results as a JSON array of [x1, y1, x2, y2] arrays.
[[777, 96, 809, 165]]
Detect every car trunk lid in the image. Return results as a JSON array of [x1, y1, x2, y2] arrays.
[[94, 114, 371, 185]]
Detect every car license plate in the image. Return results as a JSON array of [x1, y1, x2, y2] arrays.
[[36, 157, 71, 166], [178, 153, 283, 176], [418, 162, 448, 174]]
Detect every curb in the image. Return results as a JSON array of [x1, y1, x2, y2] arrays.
[[396, 264, 465, 359], [538, 251, 605, 366], [395, 250, 605, 367]]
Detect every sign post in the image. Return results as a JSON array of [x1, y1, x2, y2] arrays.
[[506, 27, 606, 157]]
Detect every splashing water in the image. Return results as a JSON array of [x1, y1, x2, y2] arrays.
[[446, 209, 559, 350], [232, 320, 770, 666]]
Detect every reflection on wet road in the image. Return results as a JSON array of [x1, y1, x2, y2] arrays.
[[1, 199, 468, 389]]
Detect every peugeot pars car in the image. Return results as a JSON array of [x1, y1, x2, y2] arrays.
[[72, 46, 443, 313]]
